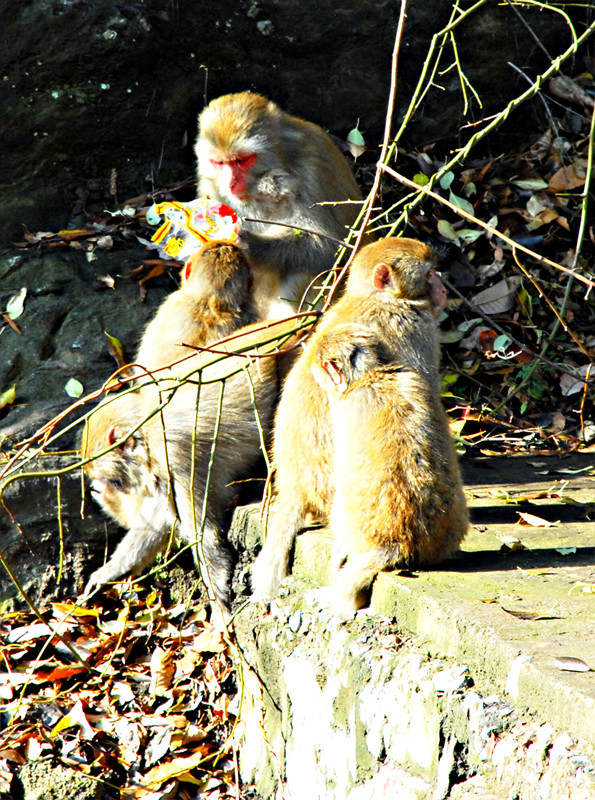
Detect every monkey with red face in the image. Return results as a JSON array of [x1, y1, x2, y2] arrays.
[[195, 92, 366, 318]]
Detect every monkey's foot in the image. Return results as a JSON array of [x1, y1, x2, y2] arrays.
[[250, 551, 288, 602]]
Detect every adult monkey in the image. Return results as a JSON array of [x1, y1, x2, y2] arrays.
[[195, 91, 366, 318], [251, 237, 454, 605]]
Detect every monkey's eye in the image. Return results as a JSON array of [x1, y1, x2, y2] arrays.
[[233, 153, 257, 169], [209, 159, 226, 168]]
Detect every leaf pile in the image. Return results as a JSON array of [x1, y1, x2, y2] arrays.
[[0, 587, 240, 799]]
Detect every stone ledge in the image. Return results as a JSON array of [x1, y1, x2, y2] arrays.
[[231, 451, 595, 797], [284, 451, 595, 758]]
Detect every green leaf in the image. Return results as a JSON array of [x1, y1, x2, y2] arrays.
[[440, 329, 465, 343], [493, 334, 511, 351], [413, 172, 429, 187], [6, 288, 27, 320], [457, 317, 482, 332], [104, 331, 126, 367], [439, 171, 455, 190], [449, 191, 475, 216], [347, 120, 366, 146], [0, 384, 16, 410], [437, 219, 460, 245], [512, 178, 549, 191], [457, 228, 483, 244], [65, 378, 84, 398]]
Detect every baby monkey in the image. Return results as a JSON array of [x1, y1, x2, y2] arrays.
[[251, 237, 456, 605], [135, 238, 258, 373], [312, 323, 468, 618]]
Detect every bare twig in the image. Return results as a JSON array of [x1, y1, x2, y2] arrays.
[[381, 163, 595, 292]]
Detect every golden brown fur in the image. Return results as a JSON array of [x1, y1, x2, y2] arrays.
[[135, 239, 258, 373], [195, 91, 366, 318], [251, 237, 455, 604], [82, 236, 299, 608], [313, 326, 467, 617], [82, 323, 300, 608]]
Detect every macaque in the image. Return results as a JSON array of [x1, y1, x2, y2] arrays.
[[135, 239, 258, 373], [82, 228, 305, 607], [83, 317, 301, 608], [195, 91, 365, 318], [251, 237, 452, 604], [83, 238, 261, 600], [312, 323, 468, 618]]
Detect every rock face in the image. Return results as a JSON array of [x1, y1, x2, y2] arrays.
[[1, 1, 582, 244], [233, 586, 595, 800], [0, 245, 171, 604]]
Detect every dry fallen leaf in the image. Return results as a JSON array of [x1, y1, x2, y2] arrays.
[[516, 512, 560, 527], [549, 75, 594, 108], [6, 288, 27, 320], [548, 165, 586, 193], [553, 656, 592, 672], [150, 647, 175, 697], [49, 699, 96, 740], [501, 608, 562, 620], [471, 277, 521, 315], [105, 330, 127, 367], [0, 385, 16, 411], [131, 747, 209, 797], [97, 274, 116, 289]]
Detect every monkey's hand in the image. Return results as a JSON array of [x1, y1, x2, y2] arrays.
[[82, 561, 130, 598]]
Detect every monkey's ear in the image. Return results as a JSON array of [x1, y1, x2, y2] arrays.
[[373, 263, 393, 291], [106, 425, 136, 451], [322, 359, 347, 393], [183, 259, 193, 282]]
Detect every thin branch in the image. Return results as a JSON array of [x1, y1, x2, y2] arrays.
[[386, 16, 595, 235], [381, 163, 595, 292]]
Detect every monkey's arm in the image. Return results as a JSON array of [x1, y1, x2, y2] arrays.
[[83, 494, 176, 595]]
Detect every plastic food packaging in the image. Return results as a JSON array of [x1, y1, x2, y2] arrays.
[[148, 198, 241, 260]]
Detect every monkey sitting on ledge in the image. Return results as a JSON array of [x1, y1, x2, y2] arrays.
[[195, 91, 366, 318], [251, 237, 467, 610], [312, 323, 468, 618]]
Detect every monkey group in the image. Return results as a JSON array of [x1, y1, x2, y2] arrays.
[[82, 91, 468, 617]]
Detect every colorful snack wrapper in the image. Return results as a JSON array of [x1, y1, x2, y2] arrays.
[[149, 197, 241, 260]]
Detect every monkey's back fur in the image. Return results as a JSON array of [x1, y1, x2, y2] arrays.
[[136, 240, 258, 372], [332, 366, 468, 564]]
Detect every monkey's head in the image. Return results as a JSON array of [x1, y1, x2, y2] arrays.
[[347, 237, 446, 316], [312, 324, 393, 395], [195, 92, 284, 207], [82, 393, 153, 521], [182, 239, 254, 308]]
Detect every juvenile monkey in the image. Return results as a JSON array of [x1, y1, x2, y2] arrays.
[[251, 237, 450, 603], [195, 91, 365, 318], [83, 317, 302, 608], [83, 238, 261, 596], [135, 239, 258, 373], [311, 323, 468, 618]]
